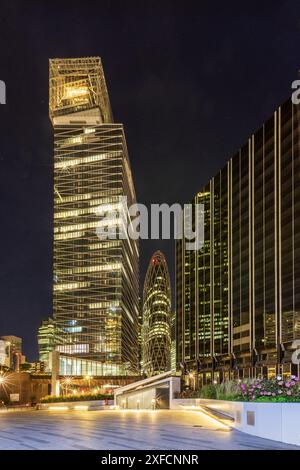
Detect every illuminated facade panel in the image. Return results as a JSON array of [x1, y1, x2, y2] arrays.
[[176, 97, 300, 384], [50, 57, 139, 375], [58, 354, 136, 377], [142, 251, 172, 376], [38, 318, 56, 368]]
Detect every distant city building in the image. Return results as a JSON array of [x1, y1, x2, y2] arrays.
[[1, 336, 23, 371], [142, 251, 172, 376], [0, 339, 10, 368], [38, 318, 57, 370], [28, 361, 46, 375], [49, 57, 139, 375], [176, 96, 300, 386]]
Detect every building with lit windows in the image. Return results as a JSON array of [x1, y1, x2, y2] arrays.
[[49, 57, 139, 376], [38, 318, 59, 370], [142, 251, 172, 376], [176, 96, 300, 387], [0, 339, 11, 369], [170, 311, 176, 372], [1, 335, 23, 371]]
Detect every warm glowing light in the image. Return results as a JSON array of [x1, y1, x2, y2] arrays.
[[0, 373, 12, 393], [74, 405, 88, 410], [64, 86, 88, 99], [49, 406, 69, 411]]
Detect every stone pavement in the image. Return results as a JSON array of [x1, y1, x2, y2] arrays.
[[0, 409, 298, 450]]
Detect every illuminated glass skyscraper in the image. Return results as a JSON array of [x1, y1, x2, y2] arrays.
[[177, 96, 300, 385], [38, 318, 55, 368], [49, 57, 139, 375], [142, 251, 171, 376]]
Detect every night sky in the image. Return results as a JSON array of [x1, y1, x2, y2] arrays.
[[0, 1, 300, 360]]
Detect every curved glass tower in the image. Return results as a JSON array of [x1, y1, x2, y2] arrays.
[[142, 251, 171, 376]]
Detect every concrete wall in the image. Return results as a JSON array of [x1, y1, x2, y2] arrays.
[[117, 387, 156, 409], [0, 372, 142, 404], [0, 373, 51, 404], [171, 398, 300, 446], [115, 375, 181, 409]]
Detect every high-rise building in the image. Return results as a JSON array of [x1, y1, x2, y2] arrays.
[[38, 318, 57, 369], [49, 57, 139, 375], [142, 251, 172, 376], [176, 96, 300, 386]]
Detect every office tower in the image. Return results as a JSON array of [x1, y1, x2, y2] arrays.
[[176, 96, 300, 386], [49, 57, 139, 375], [142, 251, 171, 376], [38, 318, 57, 369]]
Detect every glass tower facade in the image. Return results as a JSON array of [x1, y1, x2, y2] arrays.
[[176, 97, 300, 384], [50, 57, 139, 375], [38, 318, 56, 368], [142, 251, 172, 376]]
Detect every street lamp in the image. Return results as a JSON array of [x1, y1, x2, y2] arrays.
[[85, 374, 93, 390], [0, 376, 5, 405], [62, 377, 72, 395], [0, 373, 11, 401], [189, 372, 196, 390]]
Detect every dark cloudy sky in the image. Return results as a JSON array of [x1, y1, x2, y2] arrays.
[[0, 1, 300, 360]]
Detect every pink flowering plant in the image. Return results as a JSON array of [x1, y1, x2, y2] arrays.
[[239, 375, 300, 402]]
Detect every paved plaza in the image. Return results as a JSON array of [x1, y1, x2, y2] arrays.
[[0, 409, 298, 450]]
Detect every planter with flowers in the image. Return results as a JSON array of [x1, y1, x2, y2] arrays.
[[238, 375, 300, 402], [171, 376, 300, 446]]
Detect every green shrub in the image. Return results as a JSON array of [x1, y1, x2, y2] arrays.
[[199, 384, 217, 399], [176, 376, 300, 402], [40, 393, 113, 403], [215, 381, 242, 400], [254, 395, 300, 403]]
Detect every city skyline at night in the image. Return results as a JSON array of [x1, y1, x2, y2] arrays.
[[2, 2, 300, 455], [1, 4, 300, 361]]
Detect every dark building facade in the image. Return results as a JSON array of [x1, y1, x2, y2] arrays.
[[176, 97, 300, 386]]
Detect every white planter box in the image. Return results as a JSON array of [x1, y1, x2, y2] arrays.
[[171, 398, 300, 446]]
